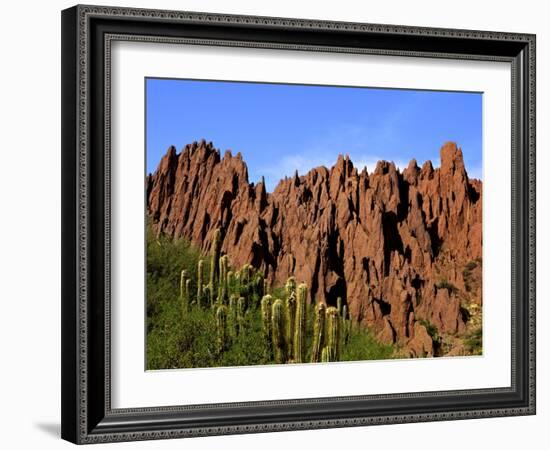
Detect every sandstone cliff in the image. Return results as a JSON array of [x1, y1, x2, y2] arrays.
[[147, 140, 482, 354]]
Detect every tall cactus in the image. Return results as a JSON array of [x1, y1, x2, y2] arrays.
[[241, 264, 252, 285], [228, 295, 237, 336], [227, 271, 235, 297], [203, 283, 212, 308], [210, 229, 222, 291], [321, 346, 330, 363], [342, 304, 350, 344], [253, 273, 264, 299], [311, 302, 326, 363], [217, 278, 226, 306], [196, 260, 204, 307], [239, 264, 251, 298], [271, 299, 287, 364], [285, 276, 296, 298], [234, 271, 241, 298], [263, 279, 269, 296], [260, 294, 273, 354], [294, 283, 308, 363], [185, 279, 191, 310], [220, 255, 229, 291], [285, 292, 296, 360], [337, 297, 343, 316], [237, 296, 246, 336], [180, 269, 188, 300], [217, 254, 229, 305], [180, 269, 188, 311], [215, 305, 228, 354], [326, 306, 340, 362]]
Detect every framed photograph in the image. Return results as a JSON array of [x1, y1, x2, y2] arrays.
[[61, 4, 536, 444]]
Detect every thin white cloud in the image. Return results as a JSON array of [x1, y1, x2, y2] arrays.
[[258, 151, 419, 192], [258, 150, 481, 192], [352, 156, 412, 174], [260, 154, 335, 191]]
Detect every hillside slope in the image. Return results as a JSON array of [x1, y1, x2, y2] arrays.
[[147, 140, 482, 354]]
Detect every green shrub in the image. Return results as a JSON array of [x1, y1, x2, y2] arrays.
[[436, 279, 458, 294], [464, 328, 482, 355], [417, 318, 441, 344]]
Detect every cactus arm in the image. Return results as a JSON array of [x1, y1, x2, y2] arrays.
[[261, 295, 273, 358], [321, 346, 330, 363], [294, 283, 308, 363], [180, 269, 187, 300], [184, 279, 191, 312], [326, 307, 340, 362], [342, 304, 350, 345], [285, 292, 296, 360], [285, 276, 296, 298], [215, 305, 228, 354], [311, 303, 326, 363], [271, 299, 287, 364], [196, 260, 204, 307], [237, 296, 246, 336]]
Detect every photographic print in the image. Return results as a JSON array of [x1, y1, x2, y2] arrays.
[[61, 8, 535, 442], [145, 78, 483, 370]]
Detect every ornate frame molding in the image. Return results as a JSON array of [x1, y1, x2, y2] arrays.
[[61, 5, 536, 444]]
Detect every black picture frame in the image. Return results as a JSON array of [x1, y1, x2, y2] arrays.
[[61, 4, 536, 444]]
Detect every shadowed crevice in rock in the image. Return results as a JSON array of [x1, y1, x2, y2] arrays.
[[382, 211, 404, 276]]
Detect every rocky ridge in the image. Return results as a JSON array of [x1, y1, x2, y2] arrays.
[[147, 140, 482, 355]]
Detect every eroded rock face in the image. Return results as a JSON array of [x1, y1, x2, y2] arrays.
[[147, 140, 482, 347], [406, 322, 435, 358]]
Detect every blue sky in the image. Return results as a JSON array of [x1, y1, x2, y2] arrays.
[[146, 78, 482, 191]]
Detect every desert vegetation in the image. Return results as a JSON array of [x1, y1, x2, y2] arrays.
[[147, 226, 395, 370]]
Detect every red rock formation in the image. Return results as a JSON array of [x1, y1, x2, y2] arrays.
[[147, 139, 482, 350]]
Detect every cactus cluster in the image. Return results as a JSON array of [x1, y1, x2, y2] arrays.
[[177, 228, 354, 363], [258, 279, 351, 365], [183, 229, 272, 353]]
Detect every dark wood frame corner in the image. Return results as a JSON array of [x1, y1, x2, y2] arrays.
[[61, 4, 536, 444]]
